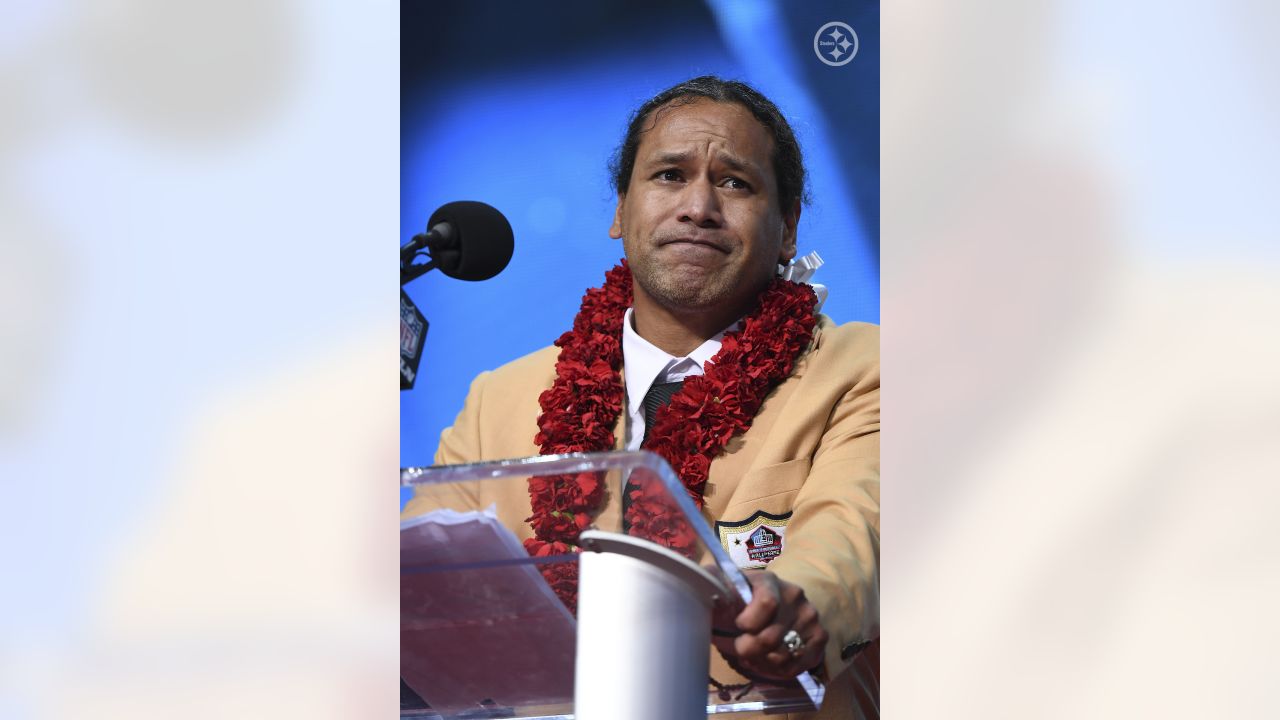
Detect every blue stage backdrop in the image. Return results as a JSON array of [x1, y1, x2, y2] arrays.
[[401, 0, 879, 475]]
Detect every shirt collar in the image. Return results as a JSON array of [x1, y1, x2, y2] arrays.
[[621, 307, 733, 418]]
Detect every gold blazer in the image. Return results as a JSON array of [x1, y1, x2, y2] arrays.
[[404, 316, 880, 719]]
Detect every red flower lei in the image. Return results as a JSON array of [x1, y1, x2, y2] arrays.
[[524, 260, 817, 610]]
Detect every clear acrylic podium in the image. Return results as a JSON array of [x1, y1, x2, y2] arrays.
[[401, 451, 825, 719]]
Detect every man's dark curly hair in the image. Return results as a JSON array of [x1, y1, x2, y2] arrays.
[[608, 76, 810, 212]]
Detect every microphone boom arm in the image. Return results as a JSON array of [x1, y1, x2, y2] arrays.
[[401, 257, 437, 286]]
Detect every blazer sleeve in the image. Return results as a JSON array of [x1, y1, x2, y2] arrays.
[[400, 370, 492, 520], [766, 334, 880, 684], [433, 369, 491, 466]]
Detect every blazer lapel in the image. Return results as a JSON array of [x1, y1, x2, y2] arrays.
[[701, 316, 828, 521]]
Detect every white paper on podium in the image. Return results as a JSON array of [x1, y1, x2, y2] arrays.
[[400, 506, 577, 714]]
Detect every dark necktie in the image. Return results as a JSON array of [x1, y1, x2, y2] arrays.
[[641, 380, 686, 445], [624, 379, 685, 532]]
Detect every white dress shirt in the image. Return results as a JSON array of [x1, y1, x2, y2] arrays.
[[620, 307, 736, 450]]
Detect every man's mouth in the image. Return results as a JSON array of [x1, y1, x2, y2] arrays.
[[659, 236, 729, 253]]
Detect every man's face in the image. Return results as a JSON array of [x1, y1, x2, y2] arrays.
[[610, 99, 798, 317]]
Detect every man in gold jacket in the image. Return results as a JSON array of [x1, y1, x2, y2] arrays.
[[404, 76, 879, 719]]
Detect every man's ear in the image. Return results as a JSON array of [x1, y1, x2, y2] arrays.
[[779, 199, 800, 263], [609, 197, 626, 239]]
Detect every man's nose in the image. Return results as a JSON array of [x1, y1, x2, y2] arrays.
[[677, 177, 723, 228]]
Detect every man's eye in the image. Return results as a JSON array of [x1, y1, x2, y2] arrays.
[[722, 177, 752, 191], [655, 169, 682, 182]]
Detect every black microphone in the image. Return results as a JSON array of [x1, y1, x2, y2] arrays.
[[401, 201, 514, 283], [400, 201, 514, 390]]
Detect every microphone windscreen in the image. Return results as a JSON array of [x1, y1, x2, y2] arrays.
[[427, 201, 514, 281]]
